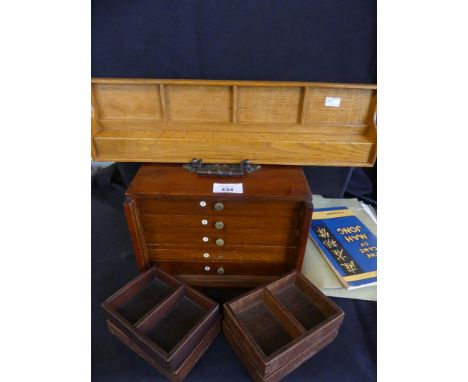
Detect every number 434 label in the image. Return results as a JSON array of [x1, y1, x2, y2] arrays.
[[213, 183, 244, 194]]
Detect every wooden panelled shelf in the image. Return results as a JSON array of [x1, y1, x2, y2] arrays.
[[102, 267, 220, 382], [91, 78, 377, 166], [223, 270, 344, 382]]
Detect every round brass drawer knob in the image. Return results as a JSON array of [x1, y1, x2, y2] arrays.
[[215, 221, 224, 230], [214, 202, 224, 211], [217, 267, 225, 275], [216, 238, 224, 246]]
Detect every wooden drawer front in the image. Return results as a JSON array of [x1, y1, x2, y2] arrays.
[[136, 198, 300, 217], [147, 246, 296, 263], [140, 214, 296, 231], [152, 260, 291, 276], [144, 229, 296, 246]]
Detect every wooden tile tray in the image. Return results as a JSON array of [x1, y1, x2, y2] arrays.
[[223, 270, 344, 382], [102, 267, 220, 381], [107, 319, 220, 382]]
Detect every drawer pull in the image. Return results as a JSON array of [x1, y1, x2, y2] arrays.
[[204, 266, 211, 271], [214, 202, 224, 211], [202, 236, 209, 242], [200, 200, 207, 207], [216, 238, 224, 246], [201, 219, 208, 225], [203, 252, 210, 258], [217, 266, 225, 275], [214, 221, 224, 230]]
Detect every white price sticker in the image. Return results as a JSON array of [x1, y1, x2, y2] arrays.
[[213, 183, 243, 194], [325, 97, 341, 107]]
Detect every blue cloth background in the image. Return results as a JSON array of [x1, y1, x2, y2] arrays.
[[92, 1, 377, 380], [92, 0, 376, 83]]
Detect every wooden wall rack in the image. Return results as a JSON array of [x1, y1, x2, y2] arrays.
[[91, 78, 377, 166]]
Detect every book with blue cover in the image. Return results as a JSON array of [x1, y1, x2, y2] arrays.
[[309, 206, 377, 289]]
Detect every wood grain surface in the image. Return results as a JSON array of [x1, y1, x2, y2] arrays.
[[146, 246, 295, 263], [124, 164, 313, 286], [152, 260, 291, 276], [108, 319, 220, 382], [91, 78, 377, 166], [140, 214, 296, 230], [102, 267, 221, 377], [126, 164, 310, 200], [222, 270, 344, 380]]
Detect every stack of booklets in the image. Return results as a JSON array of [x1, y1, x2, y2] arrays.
[[302, 195, 377, 300]]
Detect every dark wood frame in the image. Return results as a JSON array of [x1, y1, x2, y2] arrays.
[[102, 267, 221, 381], [107, 320, 220, 382], [124, 197, 148, 270], [223, 270, 344, 381]]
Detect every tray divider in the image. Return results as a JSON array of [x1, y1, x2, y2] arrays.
[[262, 289, 306, 338], [167, 301, 218, 357], [135, 285, 185, 330]]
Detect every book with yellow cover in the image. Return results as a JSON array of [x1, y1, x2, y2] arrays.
[[309, 206, 377, 289]]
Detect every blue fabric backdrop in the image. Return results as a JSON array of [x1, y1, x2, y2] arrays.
[[92, 0, 376, 83]]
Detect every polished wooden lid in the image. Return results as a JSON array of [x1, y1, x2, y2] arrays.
[[126, 164, 311, 201]]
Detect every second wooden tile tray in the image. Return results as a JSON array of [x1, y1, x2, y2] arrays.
[[223, 270, 344, 381]]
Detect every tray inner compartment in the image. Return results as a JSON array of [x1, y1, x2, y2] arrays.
[[110, 268, 181, 324], [267, 273, 336, 331], [231, 290, 302, 357], [136, 287, 212, 354]]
